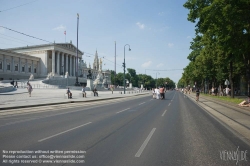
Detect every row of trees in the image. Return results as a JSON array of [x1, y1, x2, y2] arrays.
[[110, 68, 176, 90], [178, 0, 250, 97]]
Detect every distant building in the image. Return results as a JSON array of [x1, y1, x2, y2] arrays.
[[0, 49, 40, 80], [0, 43, 111, 87], [6, 42, 83, 78]]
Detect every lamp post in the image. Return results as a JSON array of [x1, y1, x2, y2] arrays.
[[156, 72, 160, 88], [75, 13, 79, 86], [123, 44, 131, 94], [114, 41, 116, 87]]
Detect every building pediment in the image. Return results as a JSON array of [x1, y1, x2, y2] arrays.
[[56, 43, 83, 55], [7, 43, 83, 56]]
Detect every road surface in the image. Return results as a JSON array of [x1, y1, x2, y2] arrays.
[[0, 91, 249, 165]]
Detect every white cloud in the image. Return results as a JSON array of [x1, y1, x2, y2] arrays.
[[187, 36, 191, 39], [141, 61, 152, 68], [136, 22, 145, 29], [53, 25, 66, 31], [168, 43, 174, 48], [156, 63, 164, 68]]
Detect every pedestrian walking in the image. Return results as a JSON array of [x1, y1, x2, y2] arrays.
[[226, 87, 230, 96], [162, 87, 165, 99], [82, 86, 86, 97], [196, 88, 200, 102], [159, 87, 164, 100], [66, 87, 72, 99], [15, 81, 18, 88], [152, 88, 156, 99], [111, 85, 114, 94], [93, 88, 98, 97], [155, 87, 160, 99], [27, 82, 33, 97]]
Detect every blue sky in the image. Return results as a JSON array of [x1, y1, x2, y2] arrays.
[[0, 0, 195, 84]]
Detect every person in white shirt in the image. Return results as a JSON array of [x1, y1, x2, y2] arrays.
[[225, 87, 230, 96], [155, 88, 160, 99]]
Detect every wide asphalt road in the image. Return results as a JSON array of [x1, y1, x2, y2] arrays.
[[0, 91, 249, 166]]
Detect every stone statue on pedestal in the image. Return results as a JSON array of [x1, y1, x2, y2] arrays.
[[29, 74, 34, 80], [93, 71, 103, 86]]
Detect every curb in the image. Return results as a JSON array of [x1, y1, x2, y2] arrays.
[[0, 93, 149, 111]]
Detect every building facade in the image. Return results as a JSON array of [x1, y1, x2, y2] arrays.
[[0, 49, 40, 80], [7, 42, 83, 78]]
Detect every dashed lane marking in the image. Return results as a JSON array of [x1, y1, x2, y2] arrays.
[[139, 102, 145, 105], [116, 108, 130, 114], [38, 122, 92, 142], [162, 110, 167, 117], [135, 128, 156, 157]]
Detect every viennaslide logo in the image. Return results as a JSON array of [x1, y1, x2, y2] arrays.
[[219, 146, 247, 165]]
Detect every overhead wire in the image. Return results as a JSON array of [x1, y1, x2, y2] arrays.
[[0, 0, 39, 13], [0, 33, 35, 44], [0, 26, 52, 43]]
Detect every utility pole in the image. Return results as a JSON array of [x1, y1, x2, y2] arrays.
[[75, 13, 79, 86], [114, 41, 116, 87]]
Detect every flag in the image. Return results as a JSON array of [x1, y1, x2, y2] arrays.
[[64, 31, 66, 35]]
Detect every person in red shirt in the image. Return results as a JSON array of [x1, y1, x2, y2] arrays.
[[159, 87, 164, 100]]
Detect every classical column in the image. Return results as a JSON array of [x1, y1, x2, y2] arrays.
[[61, 53, 65, 75], [19, 57, 21, 73], [25, 59, 28, 73], [57, 51, 60, 75], [73, 56, 75, 76], [65, 54, 68, 75], [52, 50, 55, 74], [12, 56, 14, 72], [32, 60, 34, 73], [69, 55, 72, 76], [3, 55, 6, 72], [37, 61, 39, 75]]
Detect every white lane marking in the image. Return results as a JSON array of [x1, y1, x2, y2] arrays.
[[38, 122, 92, 142], [168, 103, 171, 106], [162, 110, 167, 117], [116, 108, 130, 114], [139, 102, 145, 105], [135, 128, 156, 157], [171, 92, 176, 100]]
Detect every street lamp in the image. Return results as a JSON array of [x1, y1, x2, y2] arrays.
[[75, 13, 79, 86], [156, 72, 160, 88], [123, 44, 131, 94]]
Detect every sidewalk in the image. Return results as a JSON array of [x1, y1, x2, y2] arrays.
[[186, 92, 250, 145], [0, 88, 149, 110]]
